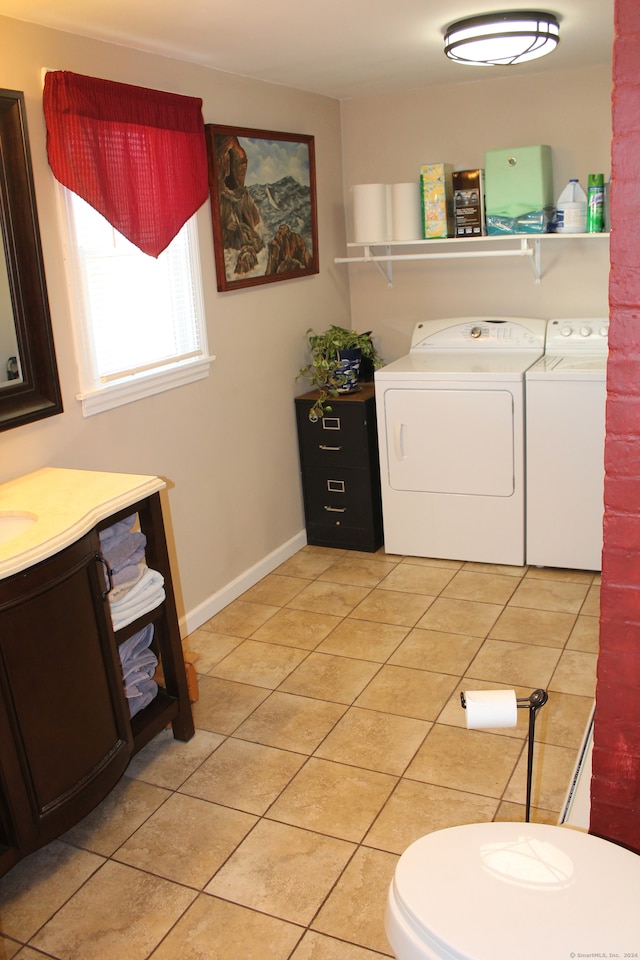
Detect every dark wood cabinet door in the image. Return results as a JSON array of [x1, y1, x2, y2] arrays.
[[0, 533, 132, 853]]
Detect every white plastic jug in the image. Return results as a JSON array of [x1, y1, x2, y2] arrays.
[[555, 178, 587, 233]]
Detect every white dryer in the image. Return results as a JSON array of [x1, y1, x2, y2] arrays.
[[375, 317, 547, 565], [525, 317, 608, 571]]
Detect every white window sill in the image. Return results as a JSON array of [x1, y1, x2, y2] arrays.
[[76, 354, 216, 417]]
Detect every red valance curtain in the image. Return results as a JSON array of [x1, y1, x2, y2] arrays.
[[43, 70, 208, 257]]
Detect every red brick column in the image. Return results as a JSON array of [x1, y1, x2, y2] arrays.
[[591, 0, 640, 853]]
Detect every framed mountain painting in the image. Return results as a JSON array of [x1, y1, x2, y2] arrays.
[[205, 124, 319, 291]]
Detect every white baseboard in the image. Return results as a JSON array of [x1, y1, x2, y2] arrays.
[[179, 529, 307, 638], [560, 703, 595, 831]]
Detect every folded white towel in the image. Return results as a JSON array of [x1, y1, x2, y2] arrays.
[[110, 566, 165, 631], [109, 563, 146, 603]]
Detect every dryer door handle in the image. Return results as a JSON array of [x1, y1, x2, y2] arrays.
[[394, 422, 407, 461]]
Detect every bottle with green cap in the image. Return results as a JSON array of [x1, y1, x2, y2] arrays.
[[587, 173, 605, 233]]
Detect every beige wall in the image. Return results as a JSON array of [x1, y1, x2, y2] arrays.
[[0, 14, 612, 632], [340, 65, 612, 362], [0, 16, 350, 630]]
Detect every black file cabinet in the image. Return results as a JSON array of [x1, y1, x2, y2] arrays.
[[295, 384, 383, 552]]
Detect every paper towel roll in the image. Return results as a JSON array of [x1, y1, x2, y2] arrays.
[[463, 689, 518, 729], [352, 183, 390, 243], [391, 182, 422, 240]]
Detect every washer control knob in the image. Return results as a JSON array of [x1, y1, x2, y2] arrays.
[[580, 326, 593, 337], [470, 326, 482, 339], [560, 326, 573, 337], [600, 326, 609, 338]]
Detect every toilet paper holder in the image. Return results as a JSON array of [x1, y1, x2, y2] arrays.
[[460, 688, 548, 823]]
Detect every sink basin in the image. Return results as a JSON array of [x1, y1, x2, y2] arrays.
[[0, 512, 37, 545]]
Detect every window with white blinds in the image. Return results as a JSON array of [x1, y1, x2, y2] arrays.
[[60, 188, 212, 416]]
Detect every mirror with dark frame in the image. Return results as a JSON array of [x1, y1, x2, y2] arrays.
[[0, 88, 62, 432]]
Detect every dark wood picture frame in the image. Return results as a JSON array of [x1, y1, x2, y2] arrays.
[[205, 124, 318, 292]]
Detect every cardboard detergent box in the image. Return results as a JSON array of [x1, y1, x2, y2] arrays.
[[452, 169, 486, 237], [484, 145, 554, 234], [420, 163, 454, 238]]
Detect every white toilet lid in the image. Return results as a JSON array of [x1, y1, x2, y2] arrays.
[[392, 821, 640, 960]]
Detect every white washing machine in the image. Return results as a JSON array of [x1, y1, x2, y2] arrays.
[[375, 316, 547, 565], [525, 317, 608, 571]]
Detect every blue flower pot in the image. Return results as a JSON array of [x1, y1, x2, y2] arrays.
[[336, 348, 362, 393]]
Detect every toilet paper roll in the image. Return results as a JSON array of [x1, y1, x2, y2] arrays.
[[463, 689, 518, 729], [352, 183, 390, 242], [391, 181, 422, 240]]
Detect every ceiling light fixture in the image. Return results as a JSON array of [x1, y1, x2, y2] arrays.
[[444, 10, 560, 66]]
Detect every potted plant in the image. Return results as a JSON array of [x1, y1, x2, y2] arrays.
[[297, 324, 384, 420]]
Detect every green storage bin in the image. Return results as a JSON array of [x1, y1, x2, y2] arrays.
[[484, 145, 554, 234]]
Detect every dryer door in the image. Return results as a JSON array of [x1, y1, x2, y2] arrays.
[[383, 387, 515, 496]]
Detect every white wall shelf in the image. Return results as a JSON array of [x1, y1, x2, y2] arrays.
[[334, 233, 610, 287]]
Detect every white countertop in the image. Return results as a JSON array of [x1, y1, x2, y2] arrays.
[[0, 467, 165, 580]]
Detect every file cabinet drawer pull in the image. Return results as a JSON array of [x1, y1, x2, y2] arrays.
[[324, 505, 346, 513], [319, 444, 342, 452], [322, 417, 341, 431], [327, 480, 346, 493]]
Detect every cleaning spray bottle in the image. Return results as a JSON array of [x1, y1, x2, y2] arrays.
[[587, 173, 605, 233]]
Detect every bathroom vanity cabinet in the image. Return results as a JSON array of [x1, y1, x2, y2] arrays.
[[0, 471, 193, 877]]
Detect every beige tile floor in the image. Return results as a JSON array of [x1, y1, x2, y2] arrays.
[[0, 546, 599, 960]]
